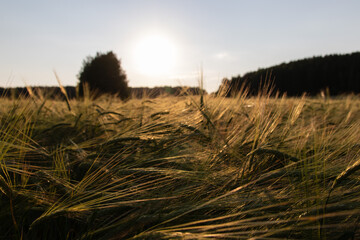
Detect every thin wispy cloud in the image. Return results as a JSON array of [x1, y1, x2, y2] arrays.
[[214, 52, 231, 60]]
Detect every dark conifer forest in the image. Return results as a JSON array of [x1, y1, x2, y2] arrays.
[[223, 52, 360, 96]]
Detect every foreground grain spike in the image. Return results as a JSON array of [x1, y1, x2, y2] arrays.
[[54, 70, 72, 112]]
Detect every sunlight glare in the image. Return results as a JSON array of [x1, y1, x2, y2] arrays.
[[133, 35, 177, 76]]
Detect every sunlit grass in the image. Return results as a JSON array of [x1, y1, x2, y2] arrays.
[[0, 89, 360, 239]]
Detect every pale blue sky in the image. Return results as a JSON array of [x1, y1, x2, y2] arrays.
[[1, 0, 359, 92]]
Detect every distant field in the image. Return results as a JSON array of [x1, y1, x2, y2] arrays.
[[1, 92, 360, 239]]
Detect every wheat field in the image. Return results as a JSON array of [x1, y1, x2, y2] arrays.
[[1, 89, 360, 239]]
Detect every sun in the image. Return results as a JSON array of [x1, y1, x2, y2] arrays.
[[133, 34, 177, 76]]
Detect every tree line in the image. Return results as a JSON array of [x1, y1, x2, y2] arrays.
[[0, 86, 205, 99], [4, 51, 358, 99], [221, 52, 360, 96]]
